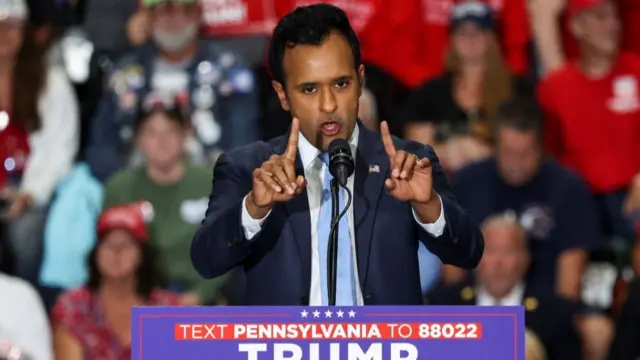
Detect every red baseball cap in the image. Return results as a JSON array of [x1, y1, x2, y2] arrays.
[[568, 0, 608, 16], [97, 202, 153, 243]]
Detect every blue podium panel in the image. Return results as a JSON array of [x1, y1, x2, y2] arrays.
[[131, 306, 525, 360]]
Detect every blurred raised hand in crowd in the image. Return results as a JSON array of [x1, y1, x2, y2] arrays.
[[530, 0, 640, 75], [536, 0, 640, 282]]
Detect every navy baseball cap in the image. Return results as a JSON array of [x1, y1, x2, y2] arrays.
[[450, 2, 494, 31]]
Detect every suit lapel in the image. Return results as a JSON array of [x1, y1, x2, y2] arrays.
[[353, 125, 388, 290], [274, 138, 312, 291]]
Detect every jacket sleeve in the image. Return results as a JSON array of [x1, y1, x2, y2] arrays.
[[415, 144, 485, 269], [20, 67, 79, 206], [218, 64, 260, 150], [190, 152, 256, 278], [85, 69, 128, 182], [192, 270, 232, 305]]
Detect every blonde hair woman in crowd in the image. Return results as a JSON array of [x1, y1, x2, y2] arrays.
[[401, 1, 531, 173]]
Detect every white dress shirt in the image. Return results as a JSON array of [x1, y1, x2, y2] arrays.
[[241, 124, 446, 305], [476, 282, 525, 306]]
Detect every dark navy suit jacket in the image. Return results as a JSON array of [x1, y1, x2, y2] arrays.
[[190, 124, 484, 305]]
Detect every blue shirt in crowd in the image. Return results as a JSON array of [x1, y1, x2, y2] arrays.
[[452, 158, 602, 291]]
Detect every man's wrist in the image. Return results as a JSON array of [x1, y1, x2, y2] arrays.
[[246, 191, 273, 220], [411, 191, 442, 224]]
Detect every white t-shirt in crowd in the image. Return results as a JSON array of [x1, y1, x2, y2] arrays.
[[0, 273, 52, 360]]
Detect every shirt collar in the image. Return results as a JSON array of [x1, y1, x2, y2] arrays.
[[476, 282, 525, 306], [298, 123, 360, 169]]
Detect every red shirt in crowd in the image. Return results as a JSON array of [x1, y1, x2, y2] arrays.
[[52, 287, 180, 360], [201, 0, 530, 89], [562, 0, 640, 60], [419, 0, 530, 81], [537, 53, 640, 193]]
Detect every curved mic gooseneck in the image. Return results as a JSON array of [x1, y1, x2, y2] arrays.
[[326, 139, 355, 306]]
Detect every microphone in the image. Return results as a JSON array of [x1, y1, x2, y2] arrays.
[[326, 139, 354, 306], [328, 139, 355, 187]]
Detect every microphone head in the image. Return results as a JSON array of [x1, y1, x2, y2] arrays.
[[328, 138, 351, 154], [328, 139, 354, 186]]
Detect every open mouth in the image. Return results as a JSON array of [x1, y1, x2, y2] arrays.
[[320, 121, 341, 136]]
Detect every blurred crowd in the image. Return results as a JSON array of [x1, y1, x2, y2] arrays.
[[0, 0, 639, 359]]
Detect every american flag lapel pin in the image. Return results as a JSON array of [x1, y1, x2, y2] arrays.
[[369, 164, 380, 173]]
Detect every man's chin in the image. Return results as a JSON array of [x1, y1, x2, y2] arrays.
[[485, 282, 517, 298], [149, 159, 181, 170]]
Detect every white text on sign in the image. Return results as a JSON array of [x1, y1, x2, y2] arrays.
[[174, 322, 482, 340], [239, 343, 418, 360]]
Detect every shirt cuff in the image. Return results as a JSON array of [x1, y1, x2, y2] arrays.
[[241, 195, 271, 240], [412, 194, 446, 238]]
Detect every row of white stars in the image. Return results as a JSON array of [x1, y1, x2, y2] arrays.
[[300, 309, 356, 318]]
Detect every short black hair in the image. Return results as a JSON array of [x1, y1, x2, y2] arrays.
[[268, 3, 361, 85], [86, 237, 160, 299], [494, 97, 543, 139]]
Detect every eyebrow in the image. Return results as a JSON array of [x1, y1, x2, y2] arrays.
[[296, 75, 354, 88]]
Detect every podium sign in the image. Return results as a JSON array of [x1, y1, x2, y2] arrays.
[[131, 306, 524, 359]]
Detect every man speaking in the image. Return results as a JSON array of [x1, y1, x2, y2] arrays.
[[190, 4, 484, 306]]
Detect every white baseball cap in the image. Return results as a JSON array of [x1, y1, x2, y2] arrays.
[[0, 0, 29, 21]]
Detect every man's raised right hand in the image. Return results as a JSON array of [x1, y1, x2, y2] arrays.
[[246, 117, 306, 219]]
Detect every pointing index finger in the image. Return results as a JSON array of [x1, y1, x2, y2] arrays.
[[284, 117, 300, 160], [380, 121, 396, 158]]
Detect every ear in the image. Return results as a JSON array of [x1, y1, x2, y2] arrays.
[[358, 64, 366, 97], [272, 80, 290, 111]]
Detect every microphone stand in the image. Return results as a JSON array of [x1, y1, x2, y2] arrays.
[[327, 178, 340, 306]]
